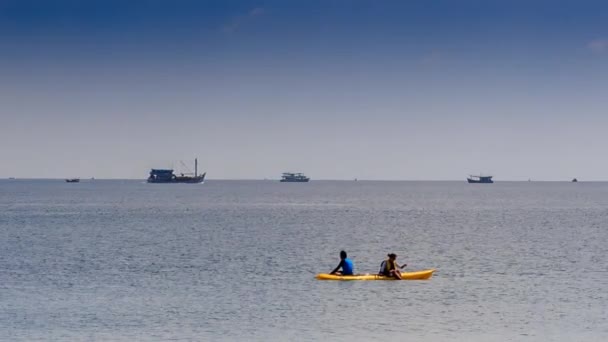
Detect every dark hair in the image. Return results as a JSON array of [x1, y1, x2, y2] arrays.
[[340, 250, 347, 259], [388, 253, 397, 258]]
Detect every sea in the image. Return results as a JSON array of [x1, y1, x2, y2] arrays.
[[1, 179, 607, 341]]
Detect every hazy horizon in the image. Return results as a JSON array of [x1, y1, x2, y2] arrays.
[[2, 1, 607, 180], [2, 177, 595, 182]]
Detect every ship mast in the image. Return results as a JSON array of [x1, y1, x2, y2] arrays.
[[195, 158, 198, 177]]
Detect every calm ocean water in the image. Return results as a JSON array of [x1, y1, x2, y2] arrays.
[[1, 179, 607, 341]]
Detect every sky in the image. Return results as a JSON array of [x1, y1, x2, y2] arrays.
[[1, 0, 607, 180]]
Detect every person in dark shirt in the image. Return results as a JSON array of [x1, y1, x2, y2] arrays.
[[330, 250, 354, 275]]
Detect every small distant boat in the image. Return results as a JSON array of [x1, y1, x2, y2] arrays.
[[467, 175, 493, 184], [280, 172, 310, 182], [8, 177, 15, 180], [572, 178, 578, 182], [65, 178, 80, 183], [147, 158, 206, 184]]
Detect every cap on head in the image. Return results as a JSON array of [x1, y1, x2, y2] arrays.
[[340, 250, 347, 259]]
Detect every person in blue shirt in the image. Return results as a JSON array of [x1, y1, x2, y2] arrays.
[[330, 250, 354, 275]]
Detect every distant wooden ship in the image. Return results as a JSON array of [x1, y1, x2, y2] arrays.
[[467, 175, 493, 184], [147, 158, 206, 184], [65, 178, 80, 183], [280, 172, 310, 182]]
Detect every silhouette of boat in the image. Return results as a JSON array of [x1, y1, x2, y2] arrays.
[[65, 178, 80, 183], [147, 158, 206, 184], [467, 175, 493, 184], [280, 172, 310, 182], [572, 178, 578, 182]]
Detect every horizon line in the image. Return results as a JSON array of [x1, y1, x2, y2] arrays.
[[1, 178, 600, 182]]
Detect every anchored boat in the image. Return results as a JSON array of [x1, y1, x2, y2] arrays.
[[467, 175, 493, 183], [280, 172, 310, 182], [147, 158, 206, 184]]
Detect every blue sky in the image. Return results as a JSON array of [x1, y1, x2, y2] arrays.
[[1, 0, 607, 180]]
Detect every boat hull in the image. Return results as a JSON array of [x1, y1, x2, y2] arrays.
[[467, 178, 493, 183], [316, 269, 435, 281], [147, 173, 206, 184], [280, 179, 309, 182]]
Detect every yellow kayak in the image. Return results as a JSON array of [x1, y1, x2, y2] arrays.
[[316, 269, 435, 281]]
